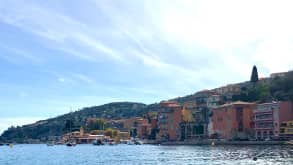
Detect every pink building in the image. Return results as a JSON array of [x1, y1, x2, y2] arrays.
[[254, 101, 293, 140]]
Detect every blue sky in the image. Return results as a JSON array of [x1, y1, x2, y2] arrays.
[[1, 0, 293, 133]]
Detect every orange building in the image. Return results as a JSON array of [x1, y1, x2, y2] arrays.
[[212, 101, 256, 140], [158, 101, 183, 141]]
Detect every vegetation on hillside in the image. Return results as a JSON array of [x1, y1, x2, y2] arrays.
[[232, 71, 293, 103], [0, 102, 148, 143]]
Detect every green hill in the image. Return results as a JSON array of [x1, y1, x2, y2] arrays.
[[0, 102, 150, 143]]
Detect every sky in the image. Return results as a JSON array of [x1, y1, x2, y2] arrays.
[[1, 0, 293, 134]]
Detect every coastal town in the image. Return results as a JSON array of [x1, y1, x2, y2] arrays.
[[48, 68, 293, 146], [1, 67, 293, 146]]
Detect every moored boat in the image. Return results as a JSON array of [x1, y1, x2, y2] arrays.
[[66, 141, 76, 147], [127, 138, 143, 145], [93, 139, 104, 145], [46, 141, 55, 146]]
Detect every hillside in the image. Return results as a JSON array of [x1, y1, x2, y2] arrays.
[[0, 102, 150, 143]]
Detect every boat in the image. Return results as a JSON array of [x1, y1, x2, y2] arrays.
[[93, 139, 104, 145], [47, 143, 54, 146], [285, 140, 293, 145], [66, 141, 76, 147], [55, 141, 64, 145], [103, 139, 117, 145], [127, 138, 143, 145], [0, 143, 4, 146], [46, 141, 55, 146], [134, 140, 143, 145], [127, 140, 135, 145]]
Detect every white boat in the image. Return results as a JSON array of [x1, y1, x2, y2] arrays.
[[127, 138, 143, 145], [127, 140, 135, 145], [46, 141, 55, 146]]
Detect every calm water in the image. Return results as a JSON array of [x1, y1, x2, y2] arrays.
[[0, 144, 292, 165]]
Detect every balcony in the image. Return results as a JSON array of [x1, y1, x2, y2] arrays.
[[254, 118, 273, 122], [253, 111, 273, 115]]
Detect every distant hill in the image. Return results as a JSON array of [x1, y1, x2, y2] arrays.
[[0, 102, 151, 143]]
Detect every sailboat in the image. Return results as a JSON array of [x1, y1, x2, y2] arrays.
[[65, 116, 77, 147]]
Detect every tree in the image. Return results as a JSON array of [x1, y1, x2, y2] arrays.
[[182, 107, 195, 122], [86, 118, 106, 131], [250, 65, 259, 83], [104, 128, 118, 138]]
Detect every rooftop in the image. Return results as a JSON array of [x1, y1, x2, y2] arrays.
[[215, 101, 256, 109]]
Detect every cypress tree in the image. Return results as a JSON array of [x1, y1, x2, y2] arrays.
[[250, 65, 259, 83]]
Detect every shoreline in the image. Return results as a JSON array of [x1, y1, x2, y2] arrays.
[[159, 140, 288, 145]]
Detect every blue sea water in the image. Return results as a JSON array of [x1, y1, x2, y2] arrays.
[[0, 144, 292, 165]]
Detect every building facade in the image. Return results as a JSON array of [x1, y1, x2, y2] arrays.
[[254, 101, 293, 140], [158, 101, 183, 141], [280, 120, 293, 140], [212, 101, 256, 140], [194, 90, 218, 137]]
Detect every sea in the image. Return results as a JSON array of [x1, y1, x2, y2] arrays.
[[0, 144, 292, 165]]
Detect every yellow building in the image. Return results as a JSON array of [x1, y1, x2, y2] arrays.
[[280, 120, 293, 140]]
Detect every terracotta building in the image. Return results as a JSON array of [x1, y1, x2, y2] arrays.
[[254, 101, 293, 140], [212, 101, 256, 140], [136, 119, 151, 139], [158, 101, 183, 141]]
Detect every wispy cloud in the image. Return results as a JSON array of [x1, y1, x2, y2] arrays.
[[0, 1, 126, 63], [0, 43, 43, 64]]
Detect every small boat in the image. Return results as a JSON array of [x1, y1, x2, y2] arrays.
[[0, 143, 4, 146], [46, 142, 55, 146], [285, 140, 293, 145], [127, 140, 135, 145], [103, 139, 117, 145], [55, 141, 64, 145], [66, 141, 76, 147], [127, 138, 143, 145], [134, 140, 143, 145], [93, 139, 104, 145], [47, 143, 54, 146]]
